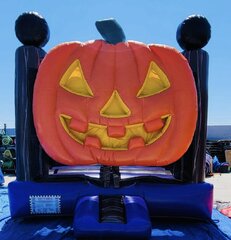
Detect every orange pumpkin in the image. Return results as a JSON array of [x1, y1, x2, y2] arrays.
[[33, 40, 197, 166]]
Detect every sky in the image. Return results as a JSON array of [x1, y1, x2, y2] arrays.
[[0, 0, 231, 128]]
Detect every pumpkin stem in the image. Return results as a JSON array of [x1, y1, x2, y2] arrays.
[[95, 19, 126, 44]]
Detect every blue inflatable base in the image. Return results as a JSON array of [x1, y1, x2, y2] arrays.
[[8, 180, 213, 221]]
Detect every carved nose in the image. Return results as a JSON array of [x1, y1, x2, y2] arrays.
[[100, 90, 131, 118]]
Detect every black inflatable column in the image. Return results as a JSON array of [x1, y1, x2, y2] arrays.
[[15, 12, 50, 181], [175, 15, 211, 183]]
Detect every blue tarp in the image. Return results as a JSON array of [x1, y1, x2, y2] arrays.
[[0, 212, 230, 239]]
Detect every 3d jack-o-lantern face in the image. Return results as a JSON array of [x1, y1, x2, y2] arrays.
[[33, 40, 197, 166]]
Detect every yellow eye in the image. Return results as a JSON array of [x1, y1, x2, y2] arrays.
[[60, 59, 94, 97], [137, 61, 170, 98]]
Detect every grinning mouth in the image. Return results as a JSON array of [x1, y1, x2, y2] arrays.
[[60, 114, 171, 150]]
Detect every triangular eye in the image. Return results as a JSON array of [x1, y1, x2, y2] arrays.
[[60, 59, 94, 97], [137, 61, 170, 98]]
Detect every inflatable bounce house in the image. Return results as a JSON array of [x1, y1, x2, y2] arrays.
[[7, 12, 225, 239]]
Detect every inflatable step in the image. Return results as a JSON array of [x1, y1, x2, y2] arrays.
[[73, 195, 152, 240], [99, 195, 126, 223]]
